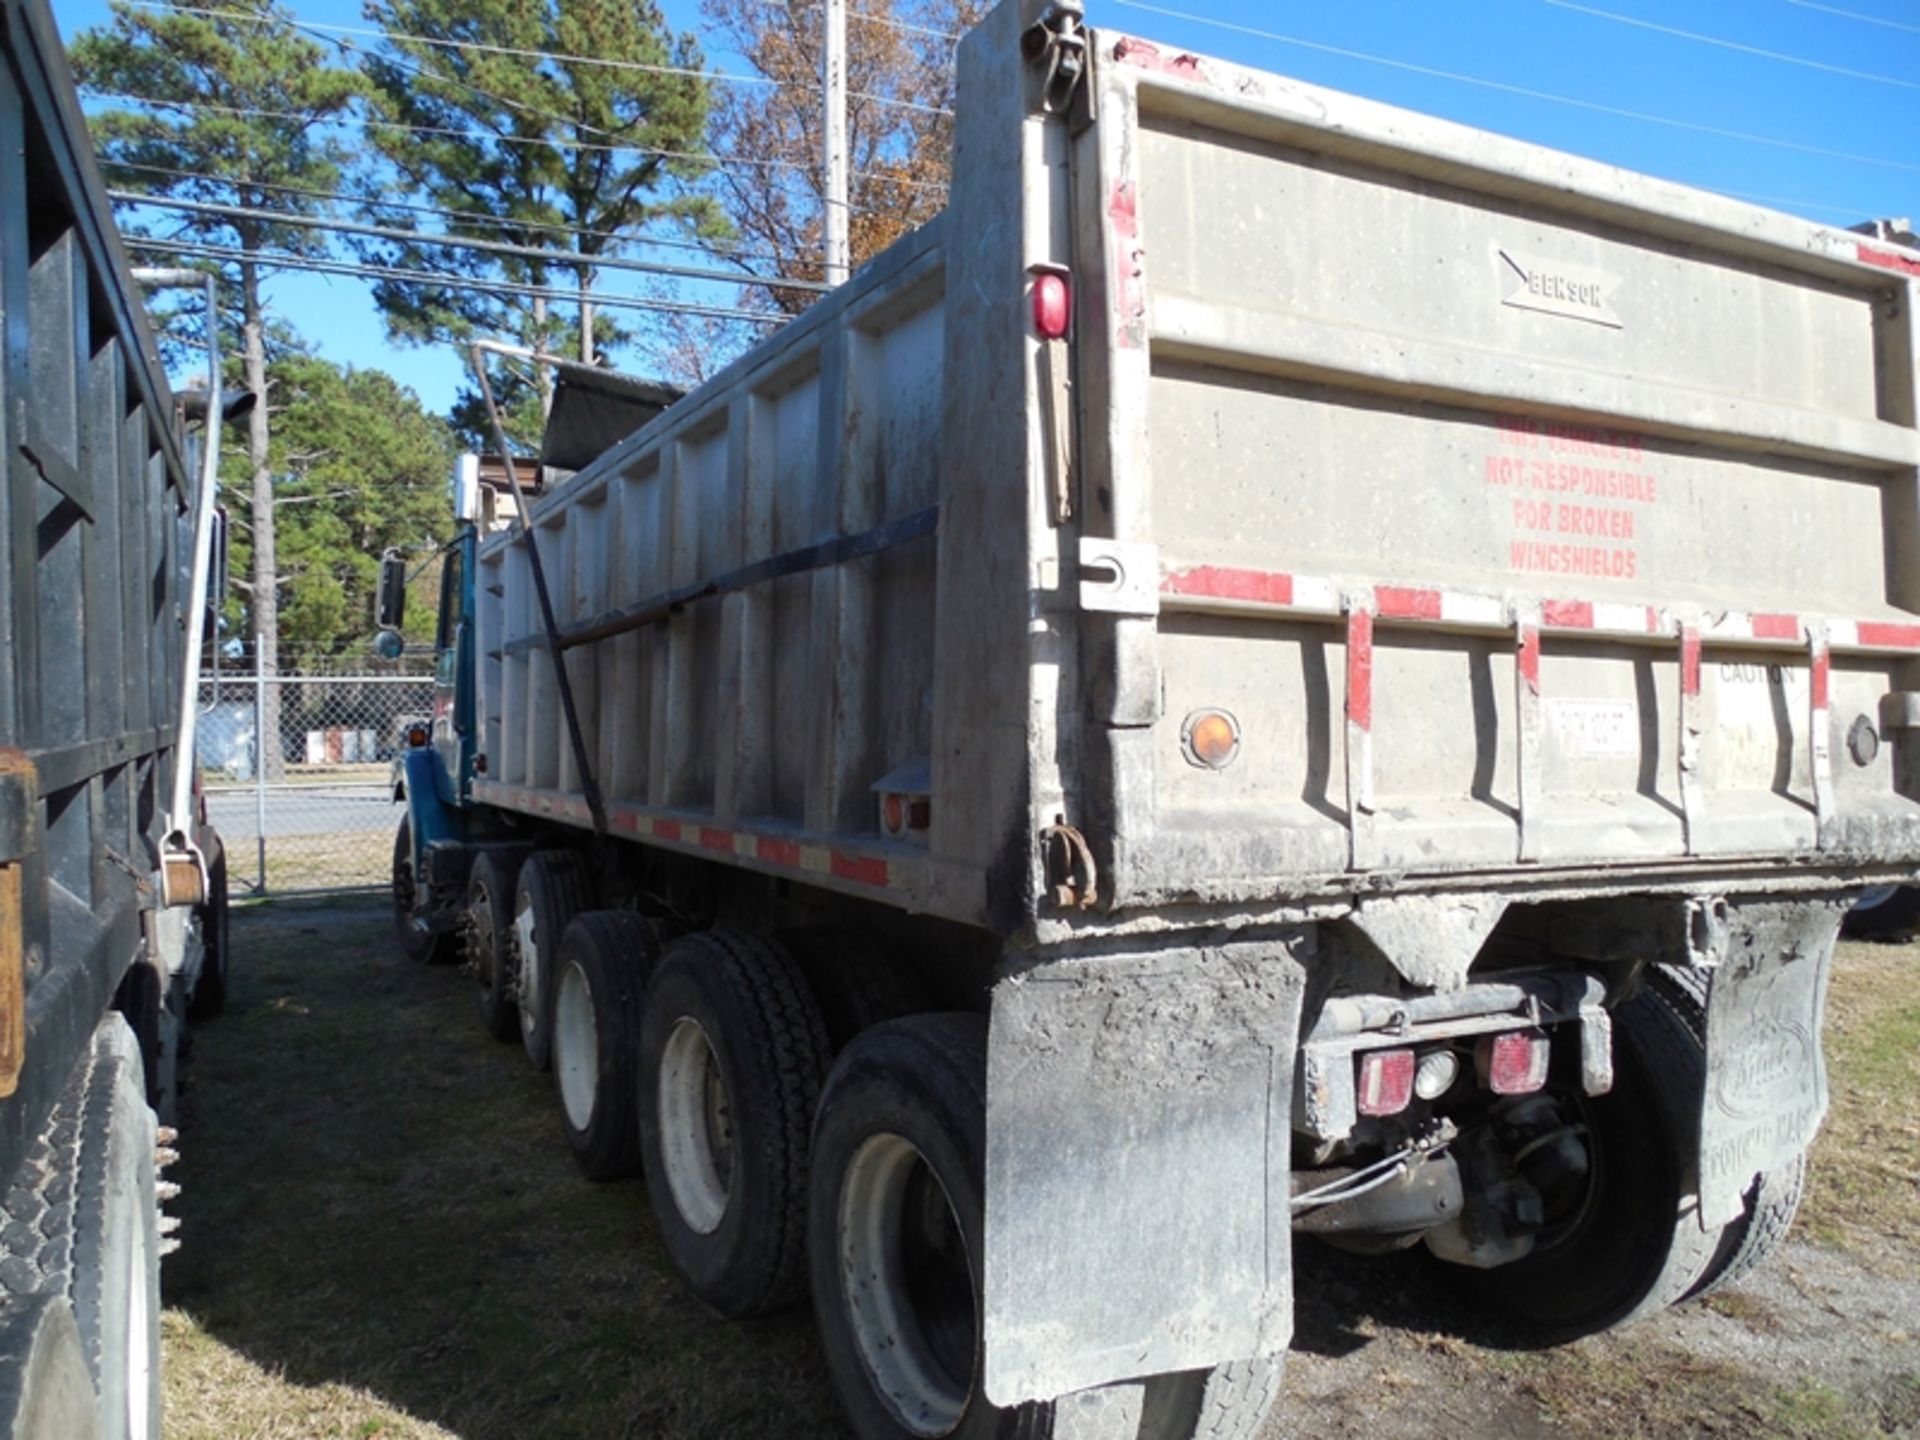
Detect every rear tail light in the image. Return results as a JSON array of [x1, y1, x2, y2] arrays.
[[1030, 266, 1072, 340], [1480, 1030, 1551, 1095], [407, 725, 430, 748], [1356, 1048, 1416, 1117]]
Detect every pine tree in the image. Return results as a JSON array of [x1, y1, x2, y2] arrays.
[[357, 0, 719, 442], [71, 0, 364, 776]]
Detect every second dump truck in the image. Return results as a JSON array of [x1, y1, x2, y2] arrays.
[[387, 2, 1920, 1434]]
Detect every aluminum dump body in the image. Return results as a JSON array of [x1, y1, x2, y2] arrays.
[[469, 5, 1920, 939]]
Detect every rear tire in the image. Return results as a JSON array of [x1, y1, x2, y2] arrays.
[[186, 851, 228, 1021], [462, 852, 521, 1043], [779, 926, 929, 1053], [808, 1015, 1041, 1440], [0, 1019, 161, 1439], [1453, 988, 1709, 1338], [0, 1295, 95, 1440], [513, 851, 593, 1072], [391, 817, 448, 964], [552, 912, 656, 1181], [1137, 1359, 1286, 1440], [1643, 965, 1807, 1300], [638, 932, 830, 1319], [1842, 884, 1920, 941]]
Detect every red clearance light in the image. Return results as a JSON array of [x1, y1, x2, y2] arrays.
[[1356, 1048, 1415, 1117], [1031, 269, 1071, 341], [1481, 1030, 1551, 1096]]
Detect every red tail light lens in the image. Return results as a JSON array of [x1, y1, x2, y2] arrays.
[[407, 726, 430, 748], [1356, 1047, 1416, 1117], [1031, 270, 1071, 340], [1482, 1030, 1551, 1095]]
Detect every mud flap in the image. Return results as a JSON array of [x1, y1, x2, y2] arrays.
[[981, 939, 1304, 1405], [1696, 899, 1845, 1229]]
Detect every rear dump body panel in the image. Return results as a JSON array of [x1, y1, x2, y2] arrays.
[[1079, 34, 1920, 912], [454, 0, 1917, 1407]]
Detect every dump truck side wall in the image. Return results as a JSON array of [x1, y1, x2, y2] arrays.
[[0, 0, 194, 1193]]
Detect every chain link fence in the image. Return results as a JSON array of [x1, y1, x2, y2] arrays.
[[199, 655, 437, 896]]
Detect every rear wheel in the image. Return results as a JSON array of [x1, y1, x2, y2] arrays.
[[808, 1014, 1041, 1440], [1843, 884, 1920, 941], [779, 926, 929, 1053], [638, 932, 830, 1319], [0, 1019, 161, 1440], [462, 852, 521, 1043], [391, 817, 447, 964], [513, 851, 593, 1072], [0, 1295, 94, 1440], [552, 911, 656, 1180], [809, 1016, 1284, 1440], [1641, 965, 1807, 1301], [1453, 988, 1710, 1338]]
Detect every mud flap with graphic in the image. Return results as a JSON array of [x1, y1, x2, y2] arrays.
[[1696, 902, 1843, 1229]]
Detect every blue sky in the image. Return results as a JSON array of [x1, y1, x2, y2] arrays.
[[57, 0, 1920, 415]]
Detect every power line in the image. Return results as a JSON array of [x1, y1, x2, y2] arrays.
[[1544, 0, 1920, 92], [1785, 0, 1920, 38], [107, 190, 834, 291], [119, 236, 793, 323], [142, 1, 952, 115], [100, 159, 823, 264], [1108, 0, 1920, 177], [80, 87, 952, 193]]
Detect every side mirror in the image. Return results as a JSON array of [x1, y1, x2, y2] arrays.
[[372, 628, 406, 662], [377, 549, 407, 629]]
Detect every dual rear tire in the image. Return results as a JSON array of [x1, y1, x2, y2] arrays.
[[808, 1015, 1282, 1440]]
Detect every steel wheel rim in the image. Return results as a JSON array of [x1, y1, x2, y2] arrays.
[[658, 1018, 732, 1235], [514, 895, 539, 1036], [555, 959, 597, 1132], [839, 1132, 975, 1438], [467, 879, 497, 993]]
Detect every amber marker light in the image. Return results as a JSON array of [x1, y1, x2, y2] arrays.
[[1181, 709, 1241, 770]]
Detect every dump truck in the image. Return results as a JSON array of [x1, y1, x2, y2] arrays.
[[0, 0, 233, 1435], [385, 1, 1920, 1433]]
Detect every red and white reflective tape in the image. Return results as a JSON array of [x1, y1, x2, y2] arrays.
[[469, 781, 909, 894], [1159, 559, 1920, 656]]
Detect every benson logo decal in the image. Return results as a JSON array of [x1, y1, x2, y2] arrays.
[[1498, 247, 1623, 328]]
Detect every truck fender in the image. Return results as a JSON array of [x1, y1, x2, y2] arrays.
[[398, 748, 458, 863], [981, 938, 1304, 1405]]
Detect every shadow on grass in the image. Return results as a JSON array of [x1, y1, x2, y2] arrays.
[[167, 903, 849, 1439]]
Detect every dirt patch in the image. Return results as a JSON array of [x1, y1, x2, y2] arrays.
[[161, 915, 1920, 1438]]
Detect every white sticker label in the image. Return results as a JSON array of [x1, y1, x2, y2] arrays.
[[1716, 661, 1807, 729], [1548, 699, 1638, 758]]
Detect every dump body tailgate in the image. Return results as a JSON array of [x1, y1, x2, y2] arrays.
[[1074, 32, 1920, 909]]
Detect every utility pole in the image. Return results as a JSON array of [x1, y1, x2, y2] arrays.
[[822, 0, 850, 286], [579, 266, 594, 363]]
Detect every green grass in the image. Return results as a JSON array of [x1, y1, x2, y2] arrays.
[[162, 906, 849, 1440], [1800, 941, 1920, 1275]]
